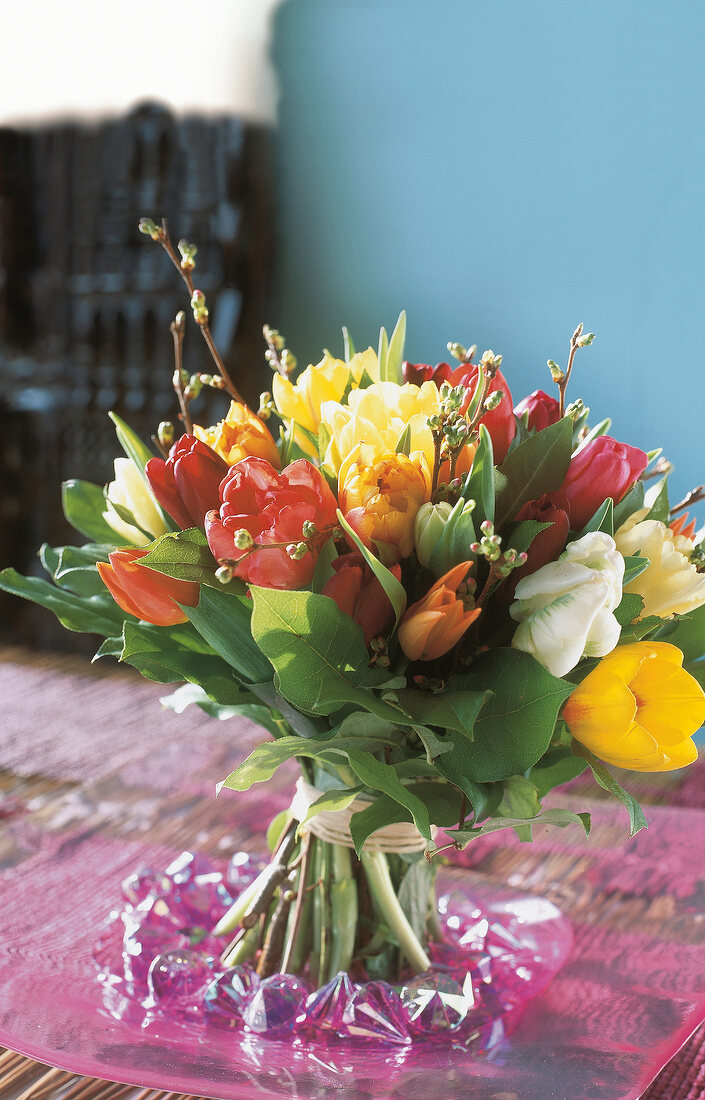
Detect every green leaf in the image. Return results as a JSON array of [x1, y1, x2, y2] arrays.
[[505, 520, 552, 556], [495, 417, 573, 528], [645, 476, 670, 524], [160, 682, 279, 734], [346, 748, 431, 842], [139, 527, 226, 588], [529, 751, 588, 797], [184, 585, 272, 684], [311, 537, 339, 594], [40, 543, 111, 598], [296, 786, 363, 834], [267, 810, 291, 852], [411, 724, 455, 764], [108, 411, 155, 485], [119, 620, 249, 704], [615, 592, 645, 628], [0, 567, 128, 637], [398, 858, 433, 942], [377, 326, 389, 380], [221, 733, 396, 794], [575, 747, 648, 837], [496, 775, 541, 820], [448, 649, 574, 781], [612, 481, 645, 529], [342, 326, 355, 363], [395, 422, 412, 456], [390, 687, 489, 737], [656, 603, 705, 662], [62, 480, 121, 544], [105, 497, 153, 541], [460, 424, 494, 527], [248, 681, 331, 739], [349, 797, 407, 855], [622, 555, 650, 585], [250, 586, 373, 715], [336, 510, 407, 627], [577, 498, 614, 538], [384, 310, 407, 385], [449, 808, 591, 847]]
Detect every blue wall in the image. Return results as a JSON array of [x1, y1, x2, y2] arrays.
[[273, 1, 705, 503]]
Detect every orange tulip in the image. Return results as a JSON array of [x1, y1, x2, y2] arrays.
[[339, 448, 431, 560], [193, 400, 280, 468], [97, 548, 199, 626], [398, 561, 480, 661]]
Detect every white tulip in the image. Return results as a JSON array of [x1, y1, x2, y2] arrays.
[[103, 458, 169, 546], [510, 531, 625, 677]]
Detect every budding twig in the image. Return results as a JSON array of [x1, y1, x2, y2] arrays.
[[170, 311, 192, 434], [140, 217, 245, 405], [671, 485, 705, 517], [554, 323, 595, 417]]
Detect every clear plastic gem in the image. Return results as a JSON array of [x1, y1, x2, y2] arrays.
[[302, 971, 355, 1031], [242, 974, 310, 1035], [343, 980, 411, 1045], [147, 949, 217, 1010], [204, 965, 260, 1027], [401, 971, 474, 1033], [121, 868, 172, 906]]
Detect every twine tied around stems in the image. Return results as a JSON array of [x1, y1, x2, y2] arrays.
[[290, 777, 435, 854]]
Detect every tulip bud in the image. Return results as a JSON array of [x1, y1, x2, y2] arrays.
[[414, 501, 454, 568]]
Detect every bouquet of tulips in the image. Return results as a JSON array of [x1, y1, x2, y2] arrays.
[[4, 218, 705, 994]]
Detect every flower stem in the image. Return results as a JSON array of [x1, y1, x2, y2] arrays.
[[360, 850, 431, 973], [326, 844, 358, 980]]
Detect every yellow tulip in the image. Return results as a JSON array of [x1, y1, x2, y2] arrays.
[[339, 448, 431, 559], [563, 641, 704, 771], [272, 349, 378, 440], [614, 508, 705, 619], [193, 401, 280, 468]]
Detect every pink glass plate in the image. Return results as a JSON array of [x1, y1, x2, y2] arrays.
[[1, 660, 704, 1099]]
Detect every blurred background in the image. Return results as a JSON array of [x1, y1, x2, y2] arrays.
[[2, 0, 704, 650]]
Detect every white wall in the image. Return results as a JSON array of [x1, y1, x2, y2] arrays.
[[2, 0, 283, 125]]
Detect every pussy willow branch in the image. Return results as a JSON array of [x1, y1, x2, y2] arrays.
[[558, 323, 584, 418], [158, 218, 245, 405], [671, 485, 705, 517], [170, 313, 193, 434]]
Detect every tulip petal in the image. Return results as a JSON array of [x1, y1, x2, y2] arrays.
[[563, 667, 637, 745], [629, 659, 705, 744]]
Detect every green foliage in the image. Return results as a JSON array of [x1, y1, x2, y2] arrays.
[[449, 807, 591, 847], [644, 477, 670, 523], [447, 649, 574, 782], [388, 687, 489, 737], [336, 510, 407, 627], [398, 858, 433, 942], [615, 593, 645, 628], [506, 520, 552, 556], [496, 775, 540, 819], [346, 748, 431, 843], [530, 750, 587, 796], [160, 682, 281, 736], [495, 417, 573, 528], [574, 747, 648, 837], [40, 543, 110, 597], [296, 786, 363, 832], [310, 538, 339, 593], [221, 732, 397, 793], [139, 528, 228, 588], [342, 326, 355, 362], [622, 555, 650, 585], [184, 586, 272, 684], [576, 498, 614, 538], [62, 479, 121, 544], [250, 586, 372, 715], [0, 566, 127, 638], [460, 424, 494, 528], [612, 481, 645, 528], [384, 310, 407, 384]]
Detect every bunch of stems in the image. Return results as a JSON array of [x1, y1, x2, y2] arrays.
[[214, 818, 436, 984]]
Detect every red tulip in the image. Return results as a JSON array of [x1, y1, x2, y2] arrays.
[[97, 547, 199, 625], [502, 492, 571, 599], [514, 389, 560, 432], [322, 552, 402, 644], [146, 434, 229, 529], [402, 359, 515, 462], [205, 456, 339, 589], [561, 436, 648, 531]]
